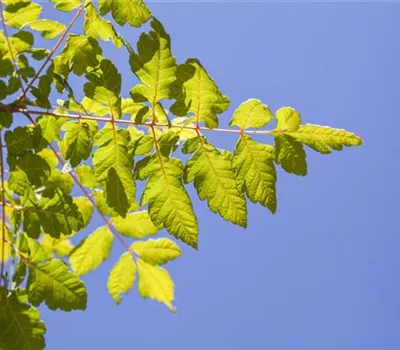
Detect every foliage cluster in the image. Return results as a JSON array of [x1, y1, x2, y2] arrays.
[[0, 0, 362, 348]]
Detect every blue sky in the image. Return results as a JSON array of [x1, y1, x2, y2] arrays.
[[38, 1, 400, 349]]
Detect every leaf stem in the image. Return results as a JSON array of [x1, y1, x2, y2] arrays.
[[18, 5, 84, 102], [0, 132, 6, 286], [13, 107, 276, 136]]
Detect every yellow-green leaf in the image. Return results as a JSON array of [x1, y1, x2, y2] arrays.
[[185, 138, 247, 227], [275, 135, 307, 176], [171, 59, 229, 128], [107, 252, 136, 304], [233, 135, 277, 213], [112, 211, 161, 239], [276, 107, 301, 131], [230, 99, 274, 130], [4, 0, 42, 29], [23, 19, 65, 39], [132, 238, 182, 266], [286, 124, 363, 154], [99, 0, 151, 27], [137, 258, 176, 311], [69, 226, 113, 276]]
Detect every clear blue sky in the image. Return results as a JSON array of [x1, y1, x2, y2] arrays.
[[39, 1, 400, 349]]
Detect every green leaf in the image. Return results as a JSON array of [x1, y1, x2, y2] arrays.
[[4, 0, 42, 29], [23, 19, 65, 39], [233, 136, 277, 213], [69, 226, 113, 276], [185, 138, 247, 227], [170, 59, 230, 128], [84, 57, 122, 118], [107, 252, 136, 304], [0, 288, 46, 350], [36, 114, 61, 149], [61, 34, 102, 76], [84, 2, 123, 48], [137, 258, 176, 312], [0, 112, 12, 129], [129, 18, 176, 105], [276, 107, 301, 131], [93, 126, 135, 217], [132, 238, 182, 265], [136, 155, 198, 249], [61, 120, 98, 167], [128, 127, 154, 155], [75, 164, 98, 189], [99, 0, 151, 27], [275, 135, 307, 176], [40, 235, 74, 257], [112, 210, 161, 239], [73, 197, 94, 228], [230, 98, 274, 130], [27, 260, 87, 311], [26, 236, 53, 263], [50, 0, 81, 12], [286, 124, 363, 154]]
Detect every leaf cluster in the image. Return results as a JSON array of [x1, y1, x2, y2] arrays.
[[0, 1, 362, 349]]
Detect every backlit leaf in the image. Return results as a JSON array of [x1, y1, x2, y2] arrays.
[[99, 0, 151, 27], [112, 211, 161, 239], [132, 238, 182, 265], [230, 99, 274, 130]]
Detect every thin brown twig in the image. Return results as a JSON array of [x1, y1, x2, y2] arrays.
[[0, 132, 6, 286], [13, 107, 277, 136], [22, 112, 134, 255], [18, 5, 84, 102]]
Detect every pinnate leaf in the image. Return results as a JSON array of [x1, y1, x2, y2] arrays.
[[132, 238, 182, 266], [69, 226, 113, 276], [233, 136, 277, 213], [107, 252, 136, 304], [27, 260, 87, 311]]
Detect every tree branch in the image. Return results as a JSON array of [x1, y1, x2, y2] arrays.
[[18, 5, 84, 103], [0, 132, 6, 286]]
